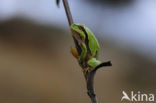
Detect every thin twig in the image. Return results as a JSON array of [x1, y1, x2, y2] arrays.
[[62, 0, 74, 25], [56, 0, 80, 54], [56, 1, 112, 103], [56, 0, 73, 26]]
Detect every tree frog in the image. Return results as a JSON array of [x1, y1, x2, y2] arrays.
[[70, 24, 101, 73]]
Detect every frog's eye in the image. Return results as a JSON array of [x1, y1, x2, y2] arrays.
[[78, 26, 84, 30]]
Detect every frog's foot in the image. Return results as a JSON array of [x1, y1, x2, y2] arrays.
[[83, 68, 91, 75], [87, 58, 101, 67], [70, 46, 79, 59]]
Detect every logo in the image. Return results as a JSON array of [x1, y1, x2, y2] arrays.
[[121, 91, 155, 102]]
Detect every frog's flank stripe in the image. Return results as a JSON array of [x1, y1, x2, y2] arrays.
[[79, 26, 92, 55]]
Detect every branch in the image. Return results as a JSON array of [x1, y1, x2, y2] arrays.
[[92, 61, 112, 72], [85, 61, 112, 103], [56, 0, 74, 26]]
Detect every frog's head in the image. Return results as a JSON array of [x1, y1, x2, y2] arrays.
[[70, 24, 86, 41]]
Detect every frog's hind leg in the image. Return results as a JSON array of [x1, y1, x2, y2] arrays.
[[78, 43, 87, 63]]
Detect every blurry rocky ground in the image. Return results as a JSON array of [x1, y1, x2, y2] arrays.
[[0, 18, 155, 103]]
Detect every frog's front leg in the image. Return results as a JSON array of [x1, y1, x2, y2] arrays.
[[78, 43, 87, 64], [70, 46, 79, 59], [87, 58, 101, 67]]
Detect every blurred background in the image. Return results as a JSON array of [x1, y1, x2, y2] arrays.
[[0, 0, 156, 103]]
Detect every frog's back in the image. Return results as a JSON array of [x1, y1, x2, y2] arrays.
[[84, 26, 100, 58]]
